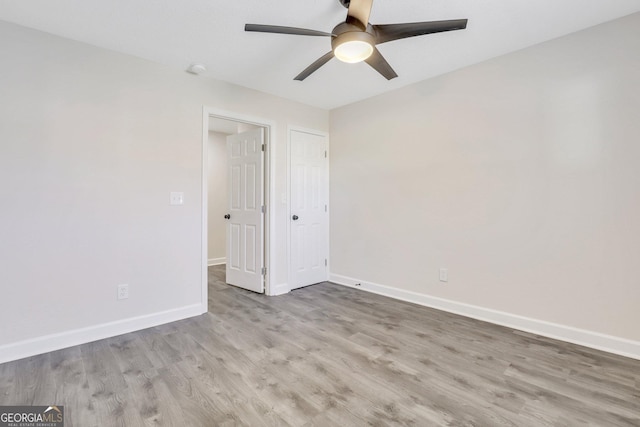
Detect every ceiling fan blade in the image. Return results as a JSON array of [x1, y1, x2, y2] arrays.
[[294, 51, 335, 81], [374, 19, 468, 44], [346, 0, 373, 30], [245, 24, 333, 37], [364, 47, 397, 80]]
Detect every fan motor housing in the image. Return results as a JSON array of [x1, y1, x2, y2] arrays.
[[331, 22, 376, 49]]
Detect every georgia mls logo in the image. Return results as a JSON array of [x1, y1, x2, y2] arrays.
[[44, 406, 63, 420], [0, 405, 64, 427]]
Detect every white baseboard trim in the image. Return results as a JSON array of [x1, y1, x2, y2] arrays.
[[207, 257, 226, 266], [0, 303, 203, 364], [269, 282, 290, 296], [330, 273, 640, 361]]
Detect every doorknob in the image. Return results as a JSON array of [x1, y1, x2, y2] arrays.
[[224, 214, 231, 219], [292, 215, 299, 221]]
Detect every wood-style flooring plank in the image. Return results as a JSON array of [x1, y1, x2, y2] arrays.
[[0, 264, 639, 426]]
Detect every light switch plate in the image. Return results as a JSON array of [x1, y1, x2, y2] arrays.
[[170, 192, 184, 205]]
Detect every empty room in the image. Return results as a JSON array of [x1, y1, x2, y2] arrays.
[[1, 0, 639, 426]]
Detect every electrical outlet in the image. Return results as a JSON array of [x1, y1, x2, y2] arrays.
[[117, 284, 129, 300], [439, 268, 448, 283]]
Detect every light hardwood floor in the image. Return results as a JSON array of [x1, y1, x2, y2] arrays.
[[1, 265, 639, 426]]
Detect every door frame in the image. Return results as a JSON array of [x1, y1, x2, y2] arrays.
[[287, 126, 330, 292], [201, 107, 276, 310]]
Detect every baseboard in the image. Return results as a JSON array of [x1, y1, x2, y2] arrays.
[[329, 273, 640, 361], [269, 282, 290, 296], [0, 304, 203, 364], [207, 257, 226, 266]]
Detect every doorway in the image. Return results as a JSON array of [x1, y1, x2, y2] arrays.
[[201, 108, 274, 305]]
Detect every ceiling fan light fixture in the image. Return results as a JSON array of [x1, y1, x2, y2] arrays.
[[334, 40, 373, 63], [245, 0, 468, 81], [331, 30, 376, 64]]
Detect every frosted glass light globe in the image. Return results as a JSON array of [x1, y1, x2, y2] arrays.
[[334, 40, 374, 63]]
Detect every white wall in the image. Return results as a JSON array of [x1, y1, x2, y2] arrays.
[[0, 20, 328, 361], [207, 131, 228, 263], [330, 13, 640, 345]]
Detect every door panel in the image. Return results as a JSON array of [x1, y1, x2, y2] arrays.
[[226, 128, 264, 293], [229, 224, 241, 269], [290, 130, 328, 290]]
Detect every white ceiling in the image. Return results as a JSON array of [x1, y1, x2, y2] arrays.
[[1, 0, 639, 110]]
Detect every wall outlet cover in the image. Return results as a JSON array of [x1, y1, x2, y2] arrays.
[[117, 284, 129, 300], [439, 268, 448, 282]]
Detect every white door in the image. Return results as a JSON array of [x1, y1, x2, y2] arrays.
[[290, 129, 329, 290], [226, 128, 264, 293]]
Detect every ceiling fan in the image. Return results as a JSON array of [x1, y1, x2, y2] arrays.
[[245, 0, 468, 81]]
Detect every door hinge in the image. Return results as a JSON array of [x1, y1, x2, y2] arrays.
[[325, 204, 327, 212], [261, 205, 266, 213], [324, 150, 327, 158], [262, 143, 265, 152], [262, 267, 267, 276], [324, 259, 328, 267]]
